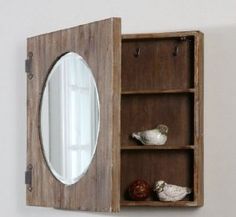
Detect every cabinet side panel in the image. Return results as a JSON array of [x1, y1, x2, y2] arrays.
[[193, 32, 204, 206]]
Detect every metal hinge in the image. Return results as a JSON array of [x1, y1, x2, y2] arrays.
[[25, 52, 33, 80], [25, 164, 32, 192]]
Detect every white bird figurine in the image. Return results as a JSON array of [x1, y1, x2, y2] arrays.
[[153, 180, 191, 202], [131, 124, 168, 145]]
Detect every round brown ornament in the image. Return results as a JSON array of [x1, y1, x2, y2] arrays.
[[128, 179, 151, 200]]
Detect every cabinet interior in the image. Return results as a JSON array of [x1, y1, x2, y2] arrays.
[[121, 93, 194, 147], [121, 150, 194, 205], [120, 35, 201, 207]]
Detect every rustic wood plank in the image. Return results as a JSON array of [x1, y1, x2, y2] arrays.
[[122, 88, 195, 95], [111, 18, 121, 212], [193, 32, 204, 206], [26, 17, 121, 212], [199, 33, 204, 206], [122, 31, 201, 40], [121, 145, 195, 150], [27, 34, 62, 208], [121, 200, 198, 207]]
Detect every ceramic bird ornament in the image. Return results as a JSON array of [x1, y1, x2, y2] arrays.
[[153, 180, 191, 202], [132, 124, 168, 145]]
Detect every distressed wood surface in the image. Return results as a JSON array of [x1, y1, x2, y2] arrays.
[[26, 18, 121, 212], [122, 36, 194, 92], [120, 200, 198, 207], [193, 32, 204, 206], [121, 145, 195, 150], [122, 31, 202, 40], [122, 88, 195, 95]]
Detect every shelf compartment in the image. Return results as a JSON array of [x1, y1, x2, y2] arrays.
[[121, 93, 194, 148], [122, 88, 195, 95], [122, 37, 194, 92], [121, 145, 194, 150], [121, 150, 194, 203]]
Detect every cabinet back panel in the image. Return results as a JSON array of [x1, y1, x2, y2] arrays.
[[121, 93, 194, 147], [121, 150, 193, 201], [122, 38, 194, 91]]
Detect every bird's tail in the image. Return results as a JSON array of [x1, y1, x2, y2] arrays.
[[186, 187, 192, 194]]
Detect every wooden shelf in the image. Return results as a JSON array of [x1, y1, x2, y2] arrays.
[[121, 200, 197, 207], [122, 88, 195, 95], [121, 145, 194, 150]]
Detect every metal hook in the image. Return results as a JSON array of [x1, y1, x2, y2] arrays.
[[180, 36, 187, 41], [134, 48, 141, 57]]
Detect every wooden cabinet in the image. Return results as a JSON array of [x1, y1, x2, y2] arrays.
[[120, 33, 203, 207], [26, 17, 203, 212]]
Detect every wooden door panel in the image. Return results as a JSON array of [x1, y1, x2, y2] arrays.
[[26, 18, 121, 212]]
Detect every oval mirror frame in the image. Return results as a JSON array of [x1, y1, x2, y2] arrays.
[[39, 52, 100, 186]]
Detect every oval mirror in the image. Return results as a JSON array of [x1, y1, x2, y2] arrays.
[[40, 52, 100, 185]]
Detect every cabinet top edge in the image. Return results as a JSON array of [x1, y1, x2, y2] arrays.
[[122, 31, 203, 40], [27, 17, 121, 41]]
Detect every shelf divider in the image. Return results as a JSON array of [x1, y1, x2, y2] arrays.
[[122, 88, 195, 95], [121, 200, 197, 207], [121, 145, 195, 150]]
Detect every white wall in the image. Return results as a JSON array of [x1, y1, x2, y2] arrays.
[[0, 0, 235, 216]]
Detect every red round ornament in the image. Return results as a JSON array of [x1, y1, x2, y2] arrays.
[[128, 179, 151, 200]]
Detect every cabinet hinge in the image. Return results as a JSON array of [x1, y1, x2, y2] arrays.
[[25, 52, 33, 80], [25, 164, 32, 192]]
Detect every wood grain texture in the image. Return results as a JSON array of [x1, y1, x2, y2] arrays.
[[121, 200, 198, 207], [122, 37, 194, 92], [193, 32, 204, 206], [121, 145, 195, 150], [26, 18, 121, 212], [122, 88, 195, 95], [122, 31, 202, 40], [111, 18, 121, 212]]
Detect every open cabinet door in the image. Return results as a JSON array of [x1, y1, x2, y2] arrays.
[[26, 18, 121, 212]]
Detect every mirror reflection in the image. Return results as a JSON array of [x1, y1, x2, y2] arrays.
[[40, 52, 100, 185]]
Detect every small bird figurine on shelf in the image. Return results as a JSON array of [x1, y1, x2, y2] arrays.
[[131, 124, 168, 145], [153, 180, 191, 202]]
